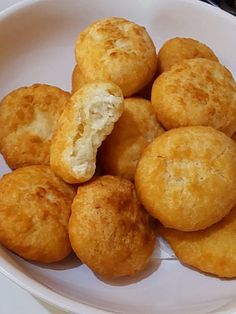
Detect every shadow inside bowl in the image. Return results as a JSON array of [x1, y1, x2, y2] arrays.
[[180, 260, 236, 282], [35, 298, 68, 314], [26, 253, 82, 271], [95, 258, 161, 287]]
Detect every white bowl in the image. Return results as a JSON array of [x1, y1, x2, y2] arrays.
[[0, 0, 236, 313]]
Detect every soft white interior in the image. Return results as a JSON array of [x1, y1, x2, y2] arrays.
[[71, 93, 122, 176]]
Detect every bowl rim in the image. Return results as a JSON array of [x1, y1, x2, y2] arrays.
[[0, 0, 235, 313], [0, 247, 110, 314], [1, 0, 236, 23]]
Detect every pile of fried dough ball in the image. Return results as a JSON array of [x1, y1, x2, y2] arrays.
[[0, 17, 236, 279]]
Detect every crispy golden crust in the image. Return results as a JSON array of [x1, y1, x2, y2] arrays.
[[99, 97, 164, 180], [151, 58, 236, 136], [135, 126, 236, 231], [157, 37, 218, 73], [50, 81, 124, 184], [0, 84, 70, 169], [0, 165, 76, 263], [158, 206, 236, 278], [69, 176, 156, 278], [75, 17, 157, 97], [71, 64, 87, 93]]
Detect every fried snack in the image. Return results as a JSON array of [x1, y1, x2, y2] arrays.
[[157, 37, 218, 73], [69, 175, 156, 278], [75, 17, 157, 97], [0, 84, 70, 169], [135, 126, 236, 231], [158, 206, 236, 278], [99, 97, 164, 180], [151, 58, 236, 136], [50, 81, 124, 184], [71, 64, 87, 93], [0, 165, 76, 263]]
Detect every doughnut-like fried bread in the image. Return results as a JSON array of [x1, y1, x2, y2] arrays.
[[0, 165, 75, 263], [158, 206, 236, 278], [50, 81, 124, 184], [152, 58, 236, 136], [157, 37, 218, 73], [0, 84, 70, 169], [75, 17, 157, 97], [135, 126, 236, 231], [99, 97, 164, 180], [69, 175, 156, 278]]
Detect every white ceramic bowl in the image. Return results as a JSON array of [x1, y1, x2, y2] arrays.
[[0, 0, 236, 313]]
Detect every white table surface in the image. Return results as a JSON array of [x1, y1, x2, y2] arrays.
[[0, 1, 68, 314]]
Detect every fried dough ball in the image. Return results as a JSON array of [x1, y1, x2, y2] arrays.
[[69, 176, 156, 278], [99, 97, 164, 180], [157, 37, 218, 73], [50, 81, 124, 184], [135, 126, 236, 231], [0, 165, 76, 263], [151, 58, 236, 136], [71, 64, 87, 93], [75, 17, 157, 97], [0, 84, 70, 169], [158, 206, 236, 278]]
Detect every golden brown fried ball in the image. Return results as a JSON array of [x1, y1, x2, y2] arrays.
[[71, 64, 87, 93], [99, 97, 164, 180], [157, 37, 218, 73], [69, 175, 156, 278], [50, 81, 124, 184], [0, 165, 76, 263], [75, 17, 157, 97], [158, 206, 236, 278], [151, 58, 236, 136], [0, 84, 70, 169], [135, 126, 236, 232]]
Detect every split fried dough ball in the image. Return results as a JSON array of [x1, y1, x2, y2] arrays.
[[50, 81, 124, 184]]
